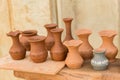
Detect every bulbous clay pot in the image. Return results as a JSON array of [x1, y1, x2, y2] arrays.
[[75, 29, 93, 60], [64, 40, 84, 69], [44, 24, 57, 50], [50, 28, 67, 61], [7, 30, 26, 60], [20, 30, 37, 51], [63, 18, 74, 42], [99, 30, 118, 62], [28, 36, 48, 63]]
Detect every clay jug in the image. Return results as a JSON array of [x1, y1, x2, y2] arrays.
[[28, 36, 48, 63], [63, 18, 74, 42], [75, 29, 93, 60], [20, 30, 37, 51], [50, 28, 67, 61], [64, 40, 84, 69], [99, 30, 118, 62], [44, 24, 57, 50], [7, 30, 26, 60]]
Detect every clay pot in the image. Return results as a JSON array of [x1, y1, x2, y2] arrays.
[[75, 29, 93, 60], [44, 24, 57, 50], [28, 36, 48, 63], [20, 30, 37, 51], [7, 30, 26, 60], [50, 28, 67, 61], [99, 30, 118, 62], [63, 18, 74, 42], [64, 40, 84, 69]]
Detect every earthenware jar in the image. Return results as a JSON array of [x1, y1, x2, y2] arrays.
[[75, 29, 93, 60], [91, 48, 109, 71], [28, 36, 48, 63], [99, 30, 118, 62], [63, 18, 74, 42], [64, 40, 83, 69], [50, 28, 67, 61], [20, 30, 37, 51], [7, 30, 26, 60], [44, 24, 57, 50]]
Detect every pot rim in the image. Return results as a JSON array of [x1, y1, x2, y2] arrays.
[[63, 18, 73, 21], [28, 36, 46, 42], [7, 30, 20, 37], [21, 30, 37, 36], [50, 28, 64, 33], [75, 29, 92, 35], [44, 23, 57, 28], [93, 48, 106, 54], [99, 30, 117, 37]]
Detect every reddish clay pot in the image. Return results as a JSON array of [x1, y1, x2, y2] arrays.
[[7, 30, 26, 60], [63, 18, 74, 42], [20, 30, 37, 51], [99, 30, 118, 62], [28, 36, 48, 63], [64, 40, 83, 69], [50, 28, 67, 61], [75, 29, 93, 60], [44, 24, 57, 50]]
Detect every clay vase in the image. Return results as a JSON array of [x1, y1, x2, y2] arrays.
[[50, 28, 67, 61], [7, 30, 26, 60], [63, 18, 74, 42], [91, 48, 109, 71], [64, 40, 84, 69], [28, 36, 48, 63], [99, 30, 118, 62], [20, 30, 37, 51], [75, 29, 93, 60], [44, 24, 57, 50]]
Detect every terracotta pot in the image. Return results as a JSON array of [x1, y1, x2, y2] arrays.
[[50, 28, 67, 61], [44, 24, 57, 50], [63, 18, 74, 42], [64, 40, 83, 69], [20, 30, 37, 51], [7, 30, 26, 60], [28, 36, 48, 63], [75, 29, 93, 60], [99, 30, 118, 62]]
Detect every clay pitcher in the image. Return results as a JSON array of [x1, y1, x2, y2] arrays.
[[63, 18, 74, 42], [64, 40, 84, 69], [7, 30, 26, 60], [20, 30, 37, 51], [75, 29, 93, 60], [50, 28, 67, 61], [99, 30, 118, 62], [28, 36, 48, 63], [44, 24, 57, 50]]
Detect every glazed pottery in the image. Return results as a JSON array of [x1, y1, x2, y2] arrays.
[[91, 48, 109, 71], [20, 30, 37, 51], [50, 28, 67, 61], [28, 36, 48, 63], [7, 30, 26, 60], [64, 40, 84, 69], [63, 18, 74, 42], [99, 30, 118, 62], [44, 24, 57, 50], [75, 29, 93, 60]]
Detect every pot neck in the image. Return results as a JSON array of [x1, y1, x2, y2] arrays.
[[65, 22, 72, 36], [46, 28, 54, 37], [78, 35, 89, 42], [101, 36, 114, 45], [94, 52, 105, 58], [52, 32, 62, 43], [11, 36, 21, 45], [68, 46, 79, 53]]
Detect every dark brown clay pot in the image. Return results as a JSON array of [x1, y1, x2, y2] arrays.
[[63, 18, 74, 42], [44, 24, 57, 50], [75, 29, 93, 60], [28, 36, 48, 63], [50, 28, 67, 61], [7, 30, 26, 60], [99, 30, 118, 62], [20, 30, 37, 51]]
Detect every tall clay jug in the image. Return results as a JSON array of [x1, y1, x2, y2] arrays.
[[50, 28, 67, 61], [64, 40, 84, 69], [28, 36, 48, 63], [7, 30, 26, 60], [63, 18, 74, 42], [99, 30, 118, 62], [44, 24, 57, 50], [75, 29, 93, 60]]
